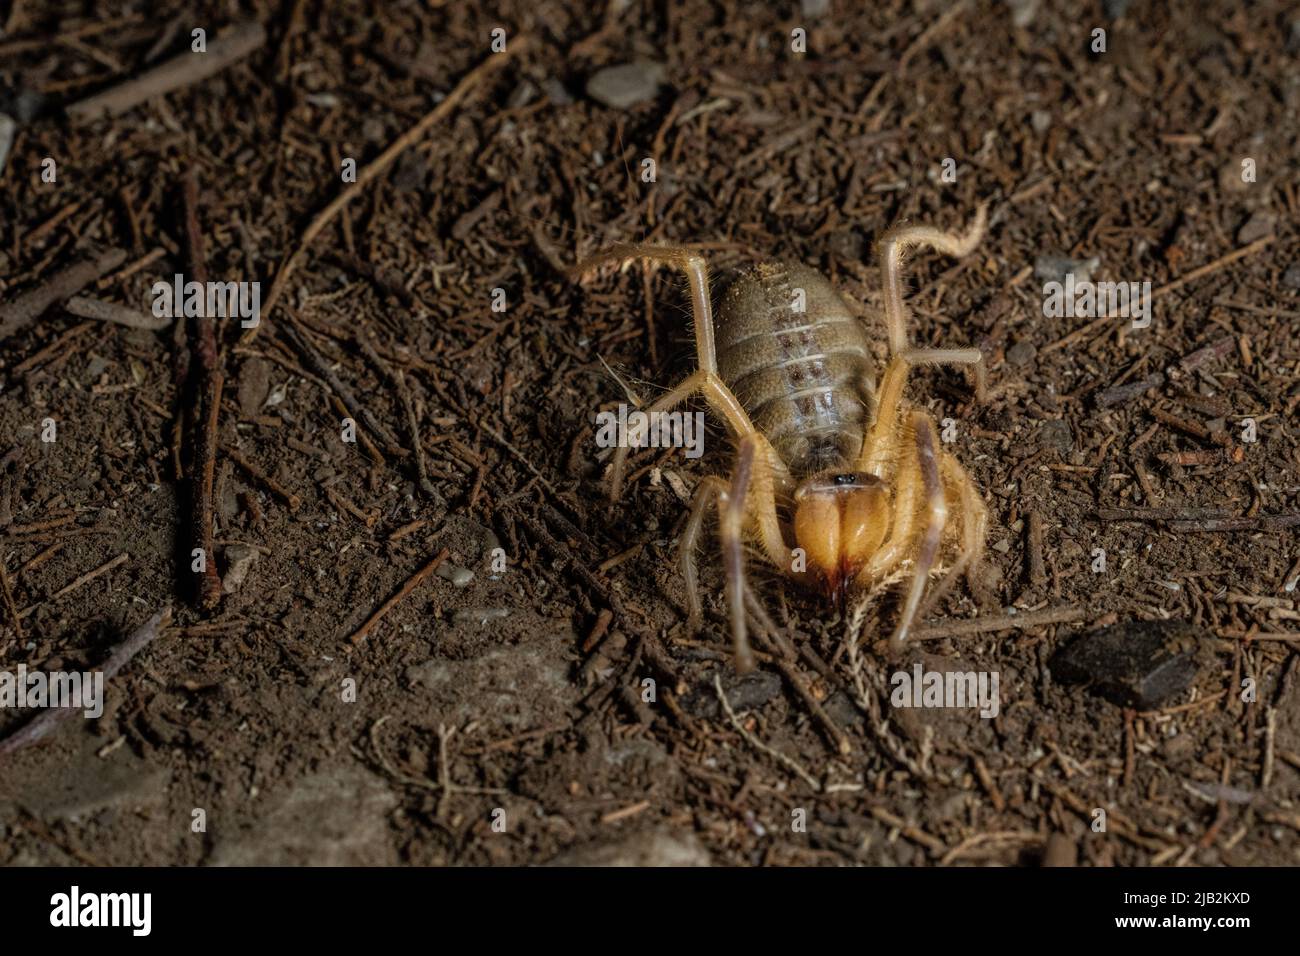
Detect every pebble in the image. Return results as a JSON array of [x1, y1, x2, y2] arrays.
[[1006, 340, 1037, 367], [1036, 418, 1074, 453], [1283, 262, 1300, 290], [237, 357, 271, 417], [222, 545, 260, 594], [1007, 0, 1039, 28], [1035, 255, 1099, 286], [541, 77, 573, 106], [1050, 618, 1206, 709], [586, 61, 667, 110], [451, 607, 510, 626], [1236, 210, 1276, 244], [437, 563, 474, 587], [547, 828, 710, 867]]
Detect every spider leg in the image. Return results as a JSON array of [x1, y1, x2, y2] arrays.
[[915, 451, 989, 621], [876, 205, 987, 355], [719, 437, 758, 672], [573, 244, 788, 569], [680, 475, 728, 631], [888, 412, 947, 655]]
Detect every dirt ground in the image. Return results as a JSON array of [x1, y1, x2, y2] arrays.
[[0, 0, 1298, 867]]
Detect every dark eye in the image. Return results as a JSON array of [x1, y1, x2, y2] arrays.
[[833, 473, 859, 486]]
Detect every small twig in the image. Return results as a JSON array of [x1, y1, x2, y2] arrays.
[[66, 21, 266, 123], [357, 331, 436, 496], [18, 552, 129, 617], [183, 168, 223, 611], [1026, 511, 1046, 585], [1150, 236, 1275, 301], [65, 295, 170, 330], [0, 607, 172, 757], [348, 548, 449, 647], [221, 444, 301, 510], [282, 319, 403, 453], [913, 604, 1086, 640], [0, 553, 24, 642], [0, 247, 127, 342]]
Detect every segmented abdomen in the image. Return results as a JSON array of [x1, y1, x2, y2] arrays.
[[714, 262, 876, 478]]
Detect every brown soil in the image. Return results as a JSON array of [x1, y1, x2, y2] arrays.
[[1, 0, 1298, 867]]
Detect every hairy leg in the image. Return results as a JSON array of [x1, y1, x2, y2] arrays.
[[888, 413, 948, 655], [876, 205, 988, 355]]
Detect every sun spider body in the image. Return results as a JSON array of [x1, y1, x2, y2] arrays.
[[571, 208, 991, 671]]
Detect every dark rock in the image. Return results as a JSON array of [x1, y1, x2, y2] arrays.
[[1050, 619, 1207, 709], [1281, 262, 1300, 290], [1036, 418, 1073, 453]]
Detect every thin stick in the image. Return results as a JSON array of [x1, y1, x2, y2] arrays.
[[0, 554, 24, 642], [0, 247, 127, 342], [17, 553, 130, 617], [65, 295, 170, 330], [222, 444, 301, 510], [348, 548, 449, 646], [283, 320, 402, 453], [0, 607, 172, 757], [1150, 235, 1275, 300], [913, 604, 1085, 640], [183, 169, 224, 611], [246, 38, 528, 342], [66, 21, 266, 123]]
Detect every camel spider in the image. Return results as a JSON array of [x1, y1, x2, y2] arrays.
[[570, 207, 990, 671]]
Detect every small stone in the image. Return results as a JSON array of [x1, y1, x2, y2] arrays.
[[392, 149, 428, 191], [237, 357, 271, 417], [1007, 0, 1039, 29], [585, 61, 667, 110], [1282, 262, 1300, 290], [451, 607, 510, 626], [1050, 618, 1207, 709], [1236, 210, 1276, 245], [506, 79, 538, 109], [547, 828, 710, 867], [722, 669, 783, 711], [1035, 255, 1099, 286], [1006, 340, 1037, 367], [437, 563, 474, 587], [541, 77, 573, 106], [222, 544, 260, 594], [1036, 418, 1073, 453]]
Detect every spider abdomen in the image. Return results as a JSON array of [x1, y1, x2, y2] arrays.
[[715, 262, 877, 478]]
